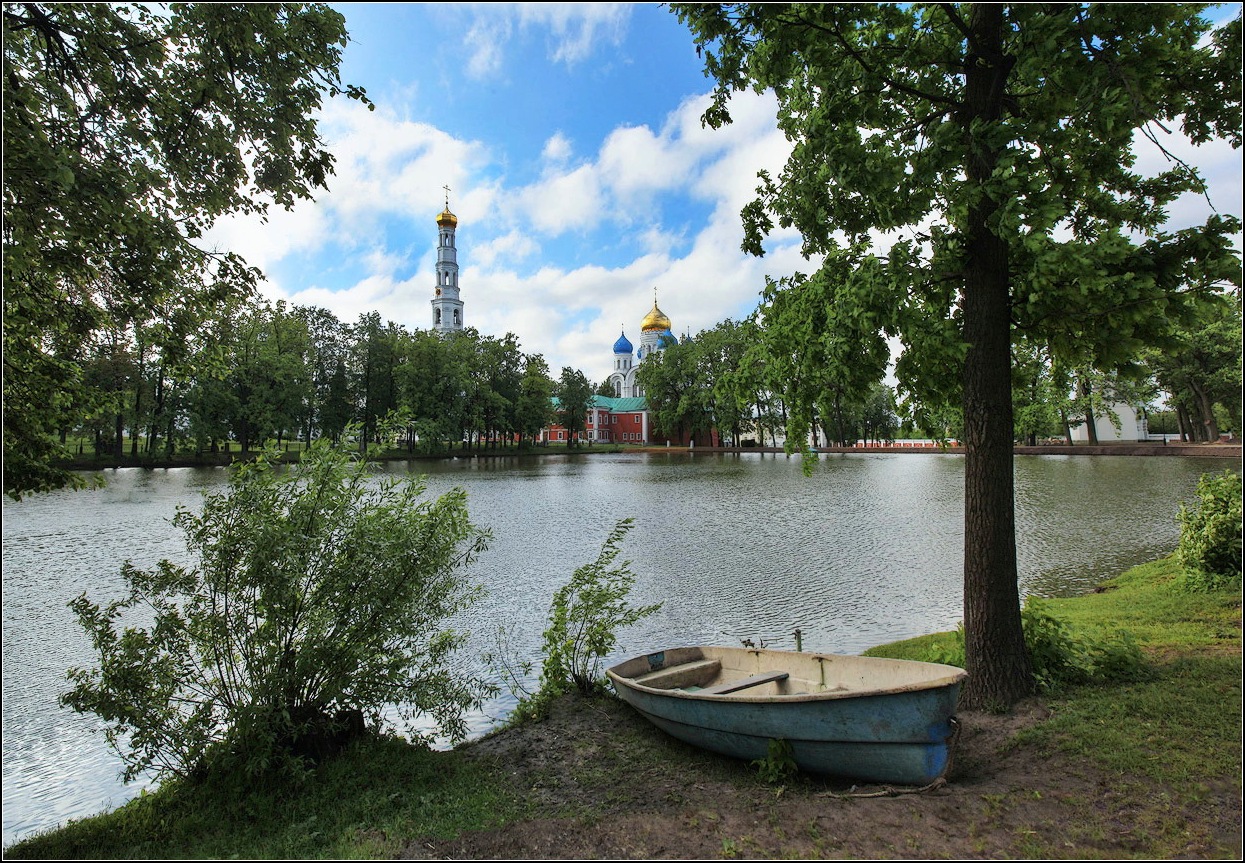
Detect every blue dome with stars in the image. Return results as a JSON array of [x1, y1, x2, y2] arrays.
[[613, 330, 633, 354]]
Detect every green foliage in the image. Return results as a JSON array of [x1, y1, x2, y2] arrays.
[[60, 427, 494, 782], [1020, 599, 1148, 692], [515, 355, 558, 446], [10, 553, 1240, 860], [516, 519, 661, 720], [671, 1, 1241, 709], [751, 738, 797, 785], [554, 367, 594, 446], [888, 598, 1147, 694], [1177, 469, 1243, 591], [3, 3, 373, 499]]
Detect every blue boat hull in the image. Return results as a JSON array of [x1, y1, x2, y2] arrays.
[[606, 646, 966, 786]]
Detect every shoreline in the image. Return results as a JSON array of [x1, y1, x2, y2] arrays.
[[54, 441, 1242, 472]]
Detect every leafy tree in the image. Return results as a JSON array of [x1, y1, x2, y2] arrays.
[[1065, 365, 1159, 444], [636, 338, 711, 443], [1146, 296, 1242, 441], [3, 2, 371, 499], [555, 367, 594, 448], [478, 334, 524, 448], [1012, 341, 1066, 446], [516, 355, 557, 446], [352, 313, 403, 451], [297, 305, 354, 445], [61, 430, 493, 782], [858, 382, 900, 446], [695, 319, 756, 445], [398, 328, 464, 451], [672, 3, 1241, 708]]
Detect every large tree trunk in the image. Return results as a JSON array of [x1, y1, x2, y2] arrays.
[[1078, 379, 1099, 444], [1189, 379, 1220, 441], [958, 4, 1034, 711]]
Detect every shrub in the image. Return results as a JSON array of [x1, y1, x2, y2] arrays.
[[915, 598, 1145, 693], [1177, 469, 1243, 592], [508, 518, 661, 722], [61, 432, 494, 782], [752, 738, 797, 785]]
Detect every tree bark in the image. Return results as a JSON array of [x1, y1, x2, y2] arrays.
[[1078, 378, 1099, 444], [958, 3, 1034, 710], [1189, 379, 1220, 441]]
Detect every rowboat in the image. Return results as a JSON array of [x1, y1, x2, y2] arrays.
[[605, 645, 968, 786]]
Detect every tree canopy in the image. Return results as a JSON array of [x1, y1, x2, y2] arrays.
[[3, 2, 372, 499], [672, 2, 1241, 708]]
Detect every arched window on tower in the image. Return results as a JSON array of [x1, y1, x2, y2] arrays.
[[453, 309, 461, 325], [435, 308, 442, 325]]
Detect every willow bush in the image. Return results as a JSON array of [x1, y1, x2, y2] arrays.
[[62, 431, 493, 782], [504, 518, 661, 723]]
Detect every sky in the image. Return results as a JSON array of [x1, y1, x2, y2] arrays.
[[203, 3, 1242, 387]]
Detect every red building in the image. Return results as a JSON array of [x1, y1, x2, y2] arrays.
[[543, 395, 721, 447]]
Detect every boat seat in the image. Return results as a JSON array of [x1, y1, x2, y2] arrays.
[[700, 670, 789, 695], [634, 658, 721, 689]]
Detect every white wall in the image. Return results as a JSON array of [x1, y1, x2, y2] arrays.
[[1068, 403, 1146, 442]]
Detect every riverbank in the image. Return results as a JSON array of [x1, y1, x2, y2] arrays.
[[6, 554, 1239, 860], [643, 441, 1242, 458], [54, 440, 1243, 472]]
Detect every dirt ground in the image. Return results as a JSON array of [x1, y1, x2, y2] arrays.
[[400, 693, 1241, 860]]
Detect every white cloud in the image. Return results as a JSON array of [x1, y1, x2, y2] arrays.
[[515, 3, 630, 66], [212, 80, 803, 382], [1131, 123, 1242, 234], [459, 3, 631, 78], [541, 131, 574, 164], [517, 163, 609, 235], [463, 11, 512, 79]]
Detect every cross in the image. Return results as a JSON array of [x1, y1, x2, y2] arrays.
[[442, 184, 451, 207]]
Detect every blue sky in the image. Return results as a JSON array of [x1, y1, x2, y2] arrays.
[[204, 3, 1242, 386]]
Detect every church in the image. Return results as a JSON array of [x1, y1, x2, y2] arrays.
[[428, 197, 707, 446], [543, 296, 680, 445], [607, 290, 678, 399]]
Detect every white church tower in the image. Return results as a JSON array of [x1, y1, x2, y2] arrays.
[[431, 187, 464, 333]]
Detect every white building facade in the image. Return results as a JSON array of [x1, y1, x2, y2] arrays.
[[1068, 403, 1148, 442], [430, 194, 464, 333]]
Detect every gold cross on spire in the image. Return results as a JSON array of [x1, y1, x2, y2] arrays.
[[443, 184, 451, 207]]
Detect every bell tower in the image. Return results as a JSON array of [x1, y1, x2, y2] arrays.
[[431, 186, 464, 333]]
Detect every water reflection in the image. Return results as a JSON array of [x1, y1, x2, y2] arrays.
[[2, 453, 1224, 846]]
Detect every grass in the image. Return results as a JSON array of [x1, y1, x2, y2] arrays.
[[866, 555, 1241, 789], [7, 554, 1241, 859], [7, 737, 530, 860]]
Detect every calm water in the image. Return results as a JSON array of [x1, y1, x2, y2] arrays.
[[1, 451, 1227, 846]]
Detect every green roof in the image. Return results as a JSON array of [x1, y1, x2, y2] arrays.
[[550, 395, 648, 412], [591, 395, 648, 412]]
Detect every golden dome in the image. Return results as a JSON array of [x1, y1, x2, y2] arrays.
[[437, 207, 458, 227], [641, 300, 671, 332]]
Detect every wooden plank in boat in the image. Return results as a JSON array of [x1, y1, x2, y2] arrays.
[[700, 670, 789, 695], [634, 658, 721, 689]]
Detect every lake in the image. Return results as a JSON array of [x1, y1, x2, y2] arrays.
[[1, 450, 1226, 846]]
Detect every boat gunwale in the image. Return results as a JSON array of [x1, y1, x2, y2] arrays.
[[606, 646, 967, 704]]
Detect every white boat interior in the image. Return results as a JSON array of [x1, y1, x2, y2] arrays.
[[611, 646, 966, 701]]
